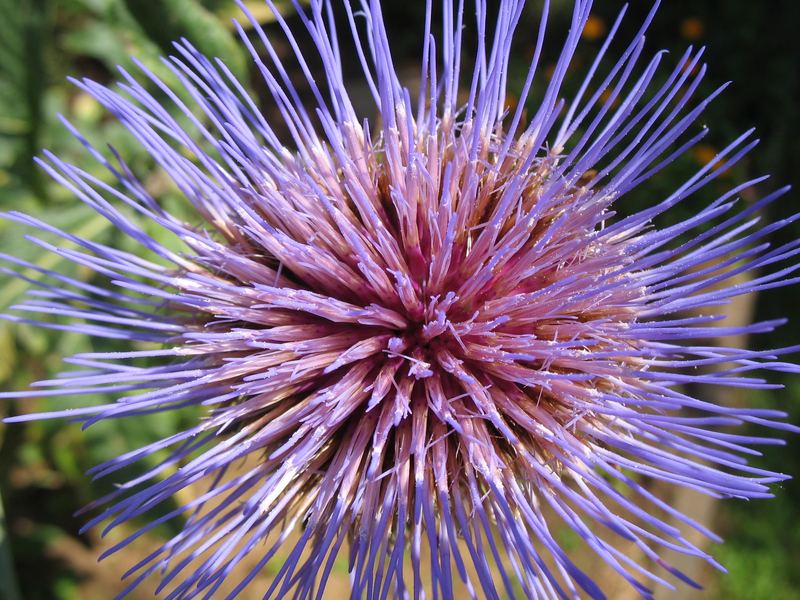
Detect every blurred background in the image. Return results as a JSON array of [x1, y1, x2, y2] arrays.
[[1, 0, 799, 598]]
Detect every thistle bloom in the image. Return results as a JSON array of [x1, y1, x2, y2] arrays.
[[3, 0, 800, 598]]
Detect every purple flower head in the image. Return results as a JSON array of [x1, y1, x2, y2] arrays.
[[2, 1, 799, 598]]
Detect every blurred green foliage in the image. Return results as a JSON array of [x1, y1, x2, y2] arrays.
[[0, 0, 798, 598], [0, 1, 289, 597]]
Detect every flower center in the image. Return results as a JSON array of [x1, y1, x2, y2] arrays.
[[384, 292, 466, 380]]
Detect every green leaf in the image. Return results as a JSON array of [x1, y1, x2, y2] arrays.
[[0, 0, 47, 193], [122, 0, 248, 80], [214, 0, 300, 28]]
